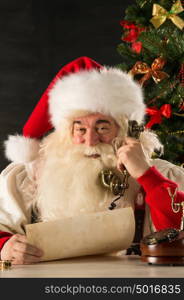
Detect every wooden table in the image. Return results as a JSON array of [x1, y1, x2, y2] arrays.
[[1, 255, 184, 278]]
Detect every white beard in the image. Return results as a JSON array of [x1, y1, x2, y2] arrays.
[[35, 132, 118, 221]]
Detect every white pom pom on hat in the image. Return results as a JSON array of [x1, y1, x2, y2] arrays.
[[4, 135, 40, 164]]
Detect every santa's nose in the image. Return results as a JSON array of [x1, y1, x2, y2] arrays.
[[84, 129, 99, 146]]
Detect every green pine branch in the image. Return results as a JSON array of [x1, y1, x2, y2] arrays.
[[138, 31, 167, 57]]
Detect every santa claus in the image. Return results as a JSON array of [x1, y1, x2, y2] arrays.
[[0, 57, 184, 264]]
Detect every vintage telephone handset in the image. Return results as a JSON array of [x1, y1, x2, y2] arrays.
[[100, 120, 144, 210]]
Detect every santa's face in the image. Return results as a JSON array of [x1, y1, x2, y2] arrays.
[[36, 113, 122, 221], [72, 113, 119, 148]]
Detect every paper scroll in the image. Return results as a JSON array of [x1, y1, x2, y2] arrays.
[[26, 207, 135, 261]]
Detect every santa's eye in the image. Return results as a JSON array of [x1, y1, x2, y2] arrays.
[[74, 127, 86, 135], [96, 126, 110, 135]]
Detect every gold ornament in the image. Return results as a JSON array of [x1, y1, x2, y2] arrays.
[[169, 130, 184, 135], [173, 112, 184, 116], [129, 57, 169, 86], [157, 129, 184, 135], [150, 0, 184, 30], [0, 260, 12, 270]]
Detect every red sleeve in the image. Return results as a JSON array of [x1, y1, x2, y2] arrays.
[[137, 166, 184, 231], [0, 231, 13, 251]]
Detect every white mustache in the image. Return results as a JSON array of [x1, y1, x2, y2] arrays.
[[84, 147, 102, 156], [83, 138, 124, 156]]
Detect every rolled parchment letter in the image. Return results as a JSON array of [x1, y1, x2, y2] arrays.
[[26, 207, 135, 261]]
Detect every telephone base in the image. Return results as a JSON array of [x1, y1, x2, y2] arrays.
[[140, 238, 184, 265], [141, 255, 184, 265], [140, 228, 184, 265]]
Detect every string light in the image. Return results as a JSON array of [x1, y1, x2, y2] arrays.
[[156, 130, 184, 135]]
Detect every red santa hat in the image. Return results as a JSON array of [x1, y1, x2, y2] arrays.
[[4, 56, 145, 163]]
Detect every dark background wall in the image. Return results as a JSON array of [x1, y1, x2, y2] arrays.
[[0, 0, 131, 171]]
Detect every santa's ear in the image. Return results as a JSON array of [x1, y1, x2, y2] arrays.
[[4, 134, 40, 163]]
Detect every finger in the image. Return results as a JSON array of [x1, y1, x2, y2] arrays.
[[124, 137, 139, 144], [9, 234, 23, 242], [13, 242, 43, 257], [12, 257, 40, 265], [11, 234, 27, 245], [117, 145, 133, 156], [12, 250, 42, 264], [14, 234, 28, 243], [117, 161, 125, 172], [14, 234, 44, 256]]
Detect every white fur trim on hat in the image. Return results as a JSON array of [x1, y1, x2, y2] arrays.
[[4, 135, 40, 163], [49, 67, 145, 128]]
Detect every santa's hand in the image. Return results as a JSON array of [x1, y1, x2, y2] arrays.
[[0, 234, 43, 264], [116, 137, 150, 179]]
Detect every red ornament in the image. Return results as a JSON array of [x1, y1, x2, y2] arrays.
[[120, 20, 137, 30], [120, 20, 146, 53], [131, 42, 143, 54], [145, 104, 172, 128]]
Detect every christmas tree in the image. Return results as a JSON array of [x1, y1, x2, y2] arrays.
[[117, 0, 184, 166]]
